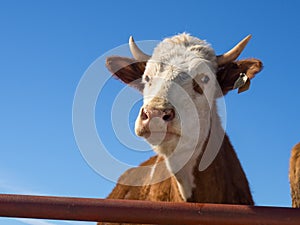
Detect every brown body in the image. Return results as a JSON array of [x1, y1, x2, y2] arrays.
[[106, 134, 253, 204], [98, 135, 253, 225], [289, 143, 300, 207]]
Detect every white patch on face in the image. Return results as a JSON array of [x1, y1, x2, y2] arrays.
[[143, 76, 170, 106], [140, 64, 217, 200]]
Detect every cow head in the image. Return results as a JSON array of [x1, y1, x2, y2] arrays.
[[106, 34, 262, 157]]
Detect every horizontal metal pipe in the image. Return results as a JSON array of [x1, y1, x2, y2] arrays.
[[0, 194, 299, 225]]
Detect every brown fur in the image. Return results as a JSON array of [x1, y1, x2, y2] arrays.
[[106, 56, 146, 92], [289, 143, 300, 207], [106, 134, 253, 204], [98, 134, 253, 225], [107, 156, 184, 202], [216, 58, 263, 95]]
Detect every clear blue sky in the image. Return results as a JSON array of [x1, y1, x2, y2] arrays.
[[1, 1, 300, 224]]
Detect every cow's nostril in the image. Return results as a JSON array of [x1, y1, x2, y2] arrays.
[[140, 108, 148, 120], [140, 107, 175, 122], [162, 109, 175, 122]]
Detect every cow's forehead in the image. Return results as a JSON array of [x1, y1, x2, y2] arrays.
[[144, 33, 217, 80], [152, 34, 216, 62]]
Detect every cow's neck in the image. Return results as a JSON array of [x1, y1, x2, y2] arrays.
[[164, 106, 223, 201]]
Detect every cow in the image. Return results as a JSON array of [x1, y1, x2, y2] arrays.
[[98, 33, 263, 225], [289, 142, 300, 207]]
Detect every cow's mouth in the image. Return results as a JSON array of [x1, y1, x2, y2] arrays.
[[144, 131, 180, 144]]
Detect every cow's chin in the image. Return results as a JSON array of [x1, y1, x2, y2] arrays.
[[135, 124, 181, 156], [145, 132, 180, 157]]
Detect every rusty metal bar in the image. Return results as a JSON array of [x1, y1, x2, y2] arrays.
[[0, 194, 299, 225]]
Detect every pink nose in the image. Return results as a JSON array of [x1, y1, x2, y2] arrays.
[[140, 107, 175, 123]]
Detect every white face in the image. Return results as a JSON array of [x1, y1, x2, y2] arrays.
[[134, 57, 218, 157]]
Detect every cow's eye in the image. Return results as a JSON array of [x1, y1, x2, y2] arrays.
[[201, 75, 210, 84], [193, 79, 203, 94], [144, 75, 150, 82]]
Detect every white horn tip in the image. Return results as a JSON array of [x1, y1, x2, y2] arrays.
[[129, 36, 134, 45], [128, 35, 151, 61]]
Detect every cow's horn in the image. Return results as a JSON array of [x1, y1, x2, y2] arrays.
[[217, 35, 252, 66], [129, 36, 151, 61]]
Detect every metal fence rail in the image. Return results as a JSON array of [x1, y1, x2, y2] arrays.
[[0, 194, 299, 225]]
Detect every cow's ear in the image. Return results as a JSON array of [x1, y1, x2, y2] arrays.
[[106, 56, 147, 92], [217, 58, 263, 95]]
